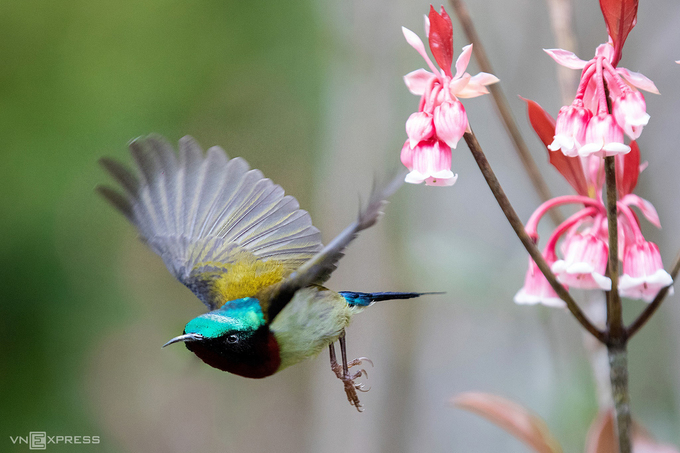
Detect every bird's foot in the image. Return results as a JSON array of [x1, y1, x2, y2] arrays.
[[330, 356, 373, 410], [329, 334, 374, 412]]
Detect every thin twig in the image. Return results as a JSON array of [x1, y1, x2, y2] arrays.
[[627, 250, 680, 338], [544, 0, 579, 105], [448, 0, 563, 226], [604, 156, 625, 342], [463, 130, 606, 342]]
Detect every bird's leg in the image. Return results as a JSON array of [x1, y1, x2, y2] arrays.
[[328, 330, 373, 412]]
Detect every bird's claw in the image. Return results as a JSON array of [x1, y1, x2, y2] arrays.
[[330, 355, 372, 411]]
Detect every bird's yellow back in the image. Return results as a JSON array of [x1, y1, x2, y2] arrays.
[[204, 255, 287, 308]]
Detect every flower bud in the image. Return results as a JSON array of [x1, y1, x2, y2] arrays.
[[433, 100, 467, 149], [405, 111, 434, 148]]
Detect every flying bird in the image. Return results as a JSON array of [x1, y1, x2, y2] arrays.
[[98, 135, 434, 410]]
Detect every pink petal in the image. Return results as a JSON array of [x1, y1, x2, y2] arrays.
[[402, 27, 439, 75], [544, 48, 588, 69], [404, 69, 435, 95], [425, 172, 458, 186], [617, 68, 659, 94], [621, 194, 661, 228], [469, 72, 500, 86], [400, 139, 414, 169], [404, 169, 427, 184], [454, 44, 473, 79], [456, 73, 499, 98], [449, 72, 472, 96], [456, 83, 489, 99], [619, 270, 673, 302]]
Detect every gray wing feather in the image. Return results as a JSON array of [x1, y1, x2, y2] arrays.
[[265, 171, 406, 320], [98, 135, 323, 308]]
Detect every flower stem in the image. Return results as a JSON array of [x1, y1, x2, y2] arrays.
[[603, 156, 631, 453], [463, 130, 606, 342], [604, 156, 624, 340], [449, 0, 563, 227], [608, 343, 632, 453]]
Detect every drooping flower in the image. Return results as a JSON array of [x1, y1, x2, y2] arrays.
[[619, 241, 674, 302], [514, 256, 566, 308], [552, 232, 612, 290], [401, 6, 498, 185], [549, 100, 592, 156], [579, 112, 630, 157], [400, 139, 457, 186]]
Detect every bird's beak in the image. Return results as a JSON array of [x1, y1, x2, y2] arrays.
[[162, 333, 204, 348]]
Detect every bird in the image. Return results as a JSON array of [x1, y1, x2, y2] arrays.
[[98, 135, 436, 410]]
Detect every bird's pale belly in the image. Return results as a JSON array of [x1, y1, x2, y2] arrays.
[[270, 286, 358, 371]]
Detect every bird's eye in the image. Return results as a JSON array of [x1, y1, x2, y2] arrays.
[[225, 334, 239, 344]]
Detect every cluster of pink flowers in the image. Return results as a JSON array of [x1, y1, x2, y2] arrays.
[[515, 104, 673, 306], [546, 43, 658, 158], [400, 6, 498, 186], [400, 3, 673, 307]]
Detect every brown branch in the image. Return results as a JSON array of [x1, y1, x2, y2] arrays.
[[463, 130, 606, 343], [604, 156, 625, 343], [449, 0, 563, 227], [627, 250, 680, 338]]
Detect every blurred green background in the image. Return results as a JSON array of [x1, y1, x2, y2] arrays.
[[1, 0, 679, 451]]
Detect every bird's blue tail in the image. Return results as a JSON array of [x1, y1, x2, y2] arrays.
[[339, 291, 442, 307]]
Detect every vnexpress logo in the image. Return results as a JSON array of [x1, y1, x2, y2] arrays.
[[30, 432, 46, 450], [9, 432, 100, 450]]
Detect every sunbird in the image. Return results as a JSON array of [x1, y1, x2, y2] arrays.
[[98, 135, 434, 410]]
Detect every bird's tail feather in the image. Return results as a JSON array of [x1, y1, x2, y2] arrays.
[[338, 291, 444, 307]]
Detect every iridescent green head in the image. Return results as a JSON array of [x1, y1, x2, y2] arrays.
[[186, 297, 265, 338], [162, 298, 280, 378]]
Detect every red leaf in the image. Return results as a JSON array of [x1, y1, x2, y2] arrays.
[[599, 0, 639, 66], [520, 96, 588, 196], [452, 393, 562, 453], [428, 5, 454, 76], [616, 140, 639, 197]]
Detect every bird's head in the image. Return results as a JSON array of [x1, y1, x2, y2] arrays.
[[162, 297, 281, 378]]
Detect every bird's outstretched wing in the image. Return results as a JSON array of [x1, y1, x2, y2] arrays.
[[262, 172, 406, 321], [98, 135, 323, 309]]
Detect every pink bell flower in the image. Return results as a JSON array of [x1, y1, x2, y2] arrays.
[[551, 233, 612, 290], [619, 241, 673, 302], [401, 139, 457, 186], [613, 90, 650, 140], [549, 100, 592, 156], [514, 257, 566, 308], [579, 113, 630, 157]]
